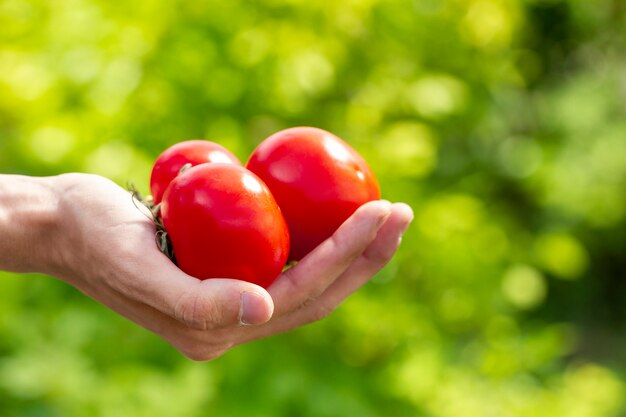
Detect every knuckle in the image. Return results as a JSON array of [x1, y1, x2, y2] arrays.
[[298, 295, 317, 311], [297, 286, 326, 312], [308, 303, 335, 323], [329, 227, 363, 262], [329, 229, 347, 252], [174, 289, 221, 331], [363, 245, 395, 265]]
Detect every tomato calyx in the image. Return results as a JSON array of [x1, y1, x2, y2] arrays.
[[127, 160, 196, 263], [127, 183, 177, 264], [153, 206, 176, 262]]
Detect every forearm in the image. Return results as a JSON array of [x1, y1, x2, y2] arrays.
[[0, 174, 61, 274]]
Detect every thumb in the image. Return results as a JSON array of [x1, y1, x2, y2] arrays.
[[117, 252, 275, 330], [173, 278, 275, 330]]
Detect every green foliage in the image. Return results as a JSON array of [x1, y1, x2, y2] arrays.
[[1, 0, 625, 415]]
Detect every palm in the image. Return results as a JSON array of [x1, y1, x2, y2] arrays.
[[55, 174, 413, 361]]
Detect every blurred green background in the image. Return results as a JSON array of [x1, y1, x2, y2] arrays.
[[1, 0, 625, 416]]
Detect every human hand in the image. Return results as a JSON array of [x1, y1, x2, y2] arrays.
[[50, 173, 413, 361]]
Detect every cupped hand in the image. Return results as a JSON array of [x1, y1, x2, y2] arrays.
[[51, 173, 413, 361]]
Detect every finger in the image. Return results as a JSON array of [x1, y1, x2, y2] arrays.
[[242, 203, 413, 340], [268, 200, 392, 316]]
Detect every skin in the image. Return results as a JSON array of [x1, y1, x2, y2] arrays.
[[150, 140, 241, 204], [0, 173, 413, 361], [247, 127, 381, 261]]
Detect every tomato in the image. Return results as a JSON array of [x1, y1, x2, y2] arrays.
[[160, 163, 289, 288], [246, 127, 380, 261], [150, 140, 241, 204]]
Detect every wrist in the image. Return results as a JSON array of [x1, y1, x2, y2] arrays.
[[0, 174, 64, 275]]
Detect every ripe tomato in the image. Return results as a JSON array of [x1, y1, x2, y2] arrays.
[[160, 163, 289, 288], [246, 127, 380, 261], [150, 140, 241, 204]]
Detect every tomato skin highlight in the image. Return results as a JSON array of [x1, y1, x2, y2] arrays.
[[150, 140, 241, 204], [160, 164, 289, 288], [246, 127, 381, 261]]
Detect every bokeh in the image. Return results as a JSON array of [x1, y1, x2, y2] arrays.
[[1, 0, 625, 416]]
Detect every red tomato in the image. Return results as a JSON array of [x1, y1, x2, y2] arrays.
[[246, 127, 380, 261], [150, 140, 241, 204], [160, 163, 289, 288]]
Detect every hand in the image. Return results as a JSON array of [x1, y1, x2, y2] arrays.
[[51, 173, 413, 361]]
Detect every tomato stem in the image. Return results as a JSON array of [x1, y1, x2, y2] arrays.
[[127, 182, 177, 264], [179, 163, 193, 174]]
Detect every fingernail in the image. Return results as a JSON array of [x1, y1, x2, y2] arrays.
[[239, 291, 268, 326], [377, 200, 393, 227]]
